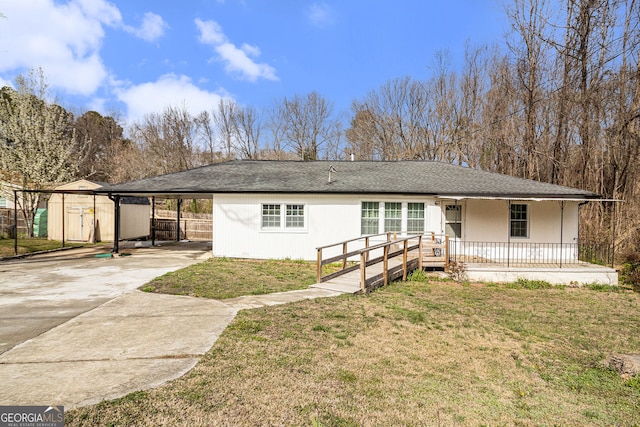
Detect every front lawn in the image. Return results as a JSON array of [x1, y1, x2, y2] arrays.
[[0, 237, 83, 257], [69, 276, 640, 426], [140, 257, 319, 299]]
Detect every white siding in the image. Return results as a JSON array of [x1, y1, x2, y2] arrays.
[[461, 199, 578, 244], [213, 194, 582, 261], [213, 194, 440, 260]]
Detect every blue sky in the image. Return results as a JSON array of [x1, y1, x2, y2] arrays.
[[0, 0, 507, 125]]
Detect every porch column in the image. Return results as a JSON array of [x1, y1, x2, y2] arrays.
[[507, 200, 511, 268], [560, 201, 564, 268]]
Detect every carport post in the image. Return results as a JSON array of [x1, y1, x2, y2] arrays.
[[61, 193, 65, 248], [109, 194, 121, 254], [151, 196, 156, 246], [92, 194, 97, 243], [176, 198, 181, 241], [13, 190, 18, 255]]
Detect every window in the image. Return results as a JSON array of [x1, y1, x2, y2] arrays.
[[262, 203, 305, 230], [510, 203, 528, 238], [407, 203, 425, 233], [262, 204, 281, 228], [384, 202, 402, 232], [0, 197, 6, 208], [361, 202, 379, 235], [445, 205, 462, 238], [286, 204, 305, 228]]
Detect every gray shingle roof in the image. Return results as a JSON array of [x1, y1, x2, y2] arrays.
[[97, 160, 600, 199]]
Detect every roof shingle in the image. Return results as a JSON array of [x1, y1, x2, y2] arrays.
[[97, 160, 599, 199]]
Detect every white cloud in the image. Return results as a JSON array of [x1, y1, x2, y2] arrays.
[[241, 43, 261, 57], [0, 0, 119, 96], [123, 12, 168, 42], [114, 73, 229, 124], [308, 3, 335, 28], [0, 0, 167, 99], [195, 18, 278, 82]]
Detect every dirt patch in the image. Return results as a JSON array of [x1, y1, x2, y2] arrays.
[[605, 353, 640, 379]]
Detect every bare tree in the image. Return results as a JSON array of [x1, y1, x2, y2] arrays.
[[130, 104, 201, 176], [232, 105, 262, 160], [276, 91, 337, 160], [212, 99, 237, 160]]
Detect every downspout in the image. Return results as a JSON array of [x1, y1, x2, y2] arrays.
[[13, 190, 17, 256], [108, 194, 120, 254]]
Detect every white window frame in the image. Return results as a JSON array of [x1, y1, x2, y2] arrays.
[[444, 204, 463, 239], [361, 201, 426, 236], [384, 202, 402, 233], [407, 202, 425, 234], [361, 201, 380, 235], [261, 204, 281, 229], [261, 203, 307, 232], [510, 203, 529, 239]]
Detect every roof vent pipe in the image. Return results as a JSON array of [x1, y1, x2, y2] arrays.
[[328, 165, 336, 183], [350, 153, 355, 161]]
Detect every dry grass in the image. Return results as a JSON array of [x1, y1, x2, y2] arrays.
[[140, 257, 319, 299], [67, 278, 640, 426], [0, 237, 82, 257]]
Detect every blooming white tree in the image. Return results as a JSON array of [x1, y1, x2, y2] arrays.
[[0, 69, 77, 237]]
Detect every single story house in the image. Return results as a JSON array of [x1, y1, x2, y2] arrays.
[[48, 179, 150, 242], [98, 160, 617, 284]]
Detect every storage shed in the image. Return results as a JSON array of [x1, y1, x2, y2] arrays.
[[48, 179, 150, 242]]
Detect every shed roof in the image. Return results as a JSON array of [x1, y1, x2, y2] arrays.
[[97, 160, 600, 200]]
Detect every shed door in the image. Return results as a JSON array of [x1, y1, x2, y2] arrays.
[[66, 207, 94, 241]]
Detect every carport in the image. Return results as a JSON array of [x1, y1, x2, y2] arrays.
[[7, 187, 203, 256]]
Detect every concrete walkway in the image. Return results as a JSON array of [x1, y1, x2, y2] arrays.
[[0, 247, 346, 408]]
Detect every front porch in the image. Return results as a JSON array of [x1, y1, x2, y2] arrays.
[[315, 234, 618, 288], [448, 240, 618, 285]]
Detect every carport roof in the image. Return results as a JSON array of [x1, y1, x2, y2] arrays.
[[96, 160, 600, 200]]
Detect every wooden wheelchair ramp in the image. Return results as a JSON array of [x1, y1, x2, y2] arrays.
[[311, 233, 448, 294]]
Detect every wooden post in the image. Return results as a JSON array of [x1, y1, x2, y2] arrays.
[[360, 252, 367, 293], [342, 242, 348, 269], [402, 239, 408, 281], [365, 236, 370, 262], [383, 245, 389, 286], [444, 235, 450, 272], [316, 249, 322, 283], [418, 235, 423, 270]]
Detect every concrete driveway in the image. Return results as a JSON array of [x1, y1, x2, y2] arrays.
[[0, 242, 343, 409], [0, 242, 211, 355]]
